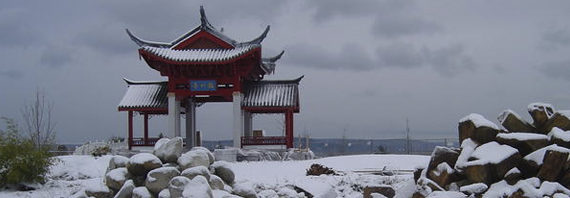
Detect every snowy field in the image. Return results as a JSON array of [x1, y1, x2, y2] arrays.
[[0, 154, 429, 198]]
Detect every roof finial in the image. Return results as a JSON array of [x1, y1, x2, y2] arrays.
[[267, 50, 285, 62], [200, 6, 210, 28]]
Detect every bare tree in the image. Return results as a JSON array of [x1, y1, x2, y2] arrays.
[[21, 90, 56, 149]]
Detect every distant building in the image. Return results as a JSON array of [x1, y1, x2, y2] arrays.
[[117, 6, 302, 150]]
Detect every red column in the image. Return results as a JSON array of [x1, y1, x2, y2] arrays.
[[144, 113, 149, 145], [128, 111, 133, 150], [285, 110, 294, 149]]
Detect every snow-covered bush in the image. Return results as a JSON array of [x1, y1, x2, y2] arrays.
[[0, 118, 55, 188]]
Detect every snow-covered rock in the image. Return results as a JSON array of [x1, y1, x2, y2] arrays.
[[105, 167, 130, 190], [283, 148, 315, 160], [153, 137, 183, 164], [208, 175, 225, 190], [549, 127, 570, 148], [458, 113, 500, 144], [127, 153, 162, 176], [169, 176, 191, 198], [211, 161, 235, 185], [461, 141, 521, 184], [132, 186, 153, 198], [157, 189, 169, 198], [182, 175, 213, 198], [178, 150, 211, 170], [191, 147, 215, 164], [426, 191, 467, 198], [145, 167, 180, 194], [257, 189, 278, 198], [74, 142, 111, 156], [498, 109, 535, 132], [459, 183, 487, 195], [181, 166, 210, 181], [84, 179, 113, 198], [107, 155, 129, 172], [496, 132, 549, 156], [232, 181, 257, 198], [114, 179, 135, 198]]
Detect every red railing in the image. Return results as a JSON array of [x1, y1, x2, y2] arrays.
[[241, 136, 287, 146], [131, 137, 161, 146]]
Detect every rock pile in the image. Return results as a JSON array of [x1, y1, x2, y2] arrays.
[[84, 137, 239, 198], [414, 103, 570, 197]]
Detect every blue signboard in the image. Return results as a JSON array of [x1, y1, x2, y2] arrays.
[[190, 80, 217, 91]]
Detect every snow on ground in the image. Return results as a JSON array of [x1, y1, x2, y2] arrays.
[[0, 154, 429, 198]]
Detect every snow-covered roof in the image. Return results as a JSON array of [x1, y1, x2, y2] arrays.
[[242, 76, 303, 108], [118, 77, 303, 111], [118, 79, 168, 110], [141, 44, 259, 63]]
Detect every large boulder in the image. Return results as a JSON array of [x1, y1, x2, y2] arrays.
[[548, 127, 570, 148], [208, 175, 225, 190], [127, 153, 162, 176], [522, 144, 570, 179], [114, 179, 135, 198], [427, 162, 456, 189], [458, 114, 500, 144], [363, 185, 395, 198], [191, 147, 215, 165], [537, 150, 569, 181], [105, 167, 131, 191], [504, 168, 522, 185], [178, 150, 211, 170], [181, 166, 211, 181], [153, 137, 183, 164], [107, 155, 129, 172], [145, 167, 180, 195], [211, 161, 235, 185], [459, 142, 521, 184], [459, 183, 487, 197], [85, 179, 113, 198], [496, 132, 549, 156], [427, 146, 459, 173], [169, 176, 191, 198], [132, 186, 154, 198], [528, 103, 555, 132], [182, 175, 213, 198], [157, 189, 170, 198], [543, 111, 570, 133], [498, 110, 535, 132], [232, 182, 257, 198]]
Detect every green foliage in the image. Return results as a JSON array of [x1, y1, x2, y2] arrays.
[[0, 117, 55, 187]]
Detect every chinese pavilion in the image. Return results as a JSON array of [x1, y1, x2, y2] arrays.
[[117, 6, 302, 150]]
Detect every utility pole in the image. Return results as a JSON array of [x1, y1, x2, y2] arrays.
[[406, 118, 410, 154]]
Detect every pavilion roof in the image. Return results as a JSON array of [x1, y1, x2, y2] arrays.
[[118, 79, 168, 111], [140, 44, 259, 63], [117, 76, 303, 112]]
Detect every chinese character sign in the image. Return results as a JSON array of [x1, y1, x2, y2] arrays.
[[190, 80, 217, 91]]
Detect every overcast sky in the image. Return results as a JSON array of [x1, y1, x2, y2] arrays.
[[2, 0, 570, 144]]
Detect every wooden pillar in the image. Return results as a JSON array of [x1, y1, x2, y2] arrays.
[[143, 113, 149, 145], [128, 111, 133, 150], [285, 110, 294, 149], [185, 97, 196, 149]]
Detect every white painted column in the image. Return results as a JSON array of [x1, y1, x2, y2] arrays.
[[168, 92, 181, 137], [232, 92, 244, 148], [243, 111, 253, 137], [185, 97, 196, 149]]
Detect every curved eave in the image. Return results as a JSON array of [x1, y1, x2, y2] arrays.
[[237, 25, 270, 47], [138, 47, 262, 65], [126, 29, 171, 48]]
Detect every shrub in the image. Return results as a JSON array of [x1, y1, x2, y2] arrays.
[[0, 118, 55, 188]]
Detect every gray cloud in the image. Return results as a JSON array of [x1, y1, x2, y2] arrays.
[[307, 0, 412, 22], [73, 23, 133, 55], [539, 27, 570, 51], [0, 8, 36, 47], [40, 46, 72, 68], [287, 42, 475, 77], [371, 14, 441, 38], [285, 43, 374, 71], [424, 44, 476, 77], [376, 43, 424, 68], [539, 60, 570, 81], [0, 70, 24, 79]]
